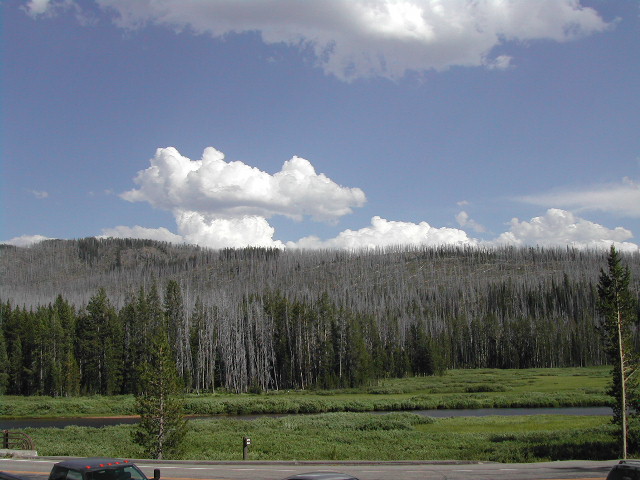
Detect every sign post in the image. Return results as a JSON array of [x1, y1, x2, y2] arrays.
[[243, 436, 251, 460]]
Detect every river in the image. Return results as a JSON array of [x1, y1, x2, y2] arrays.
[[0, 407, 612, 429]]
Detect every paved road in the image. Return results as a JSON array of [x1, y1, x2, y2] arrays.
[[0, 457, 618, 480]]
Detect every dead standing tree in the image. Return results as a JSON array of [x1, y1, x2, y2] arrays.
[[598, 245, 639, 459]]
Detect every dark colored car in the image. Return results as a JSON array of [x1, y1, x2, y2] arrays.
[[0, 472, 27, 480], [48, 458, 159, 480], [607, 460, 640, 480], [282, 473, 359, 480]]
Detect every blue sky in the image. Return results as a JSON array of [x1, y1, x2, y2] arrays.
[[2, 0, 639, 251]]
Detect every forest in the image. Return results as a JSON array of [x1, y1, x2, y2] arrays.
[[0, 238, 639, 396]]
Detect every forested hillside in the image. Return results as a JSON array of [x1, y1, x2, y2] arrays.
[[1, 238, 639, 395]]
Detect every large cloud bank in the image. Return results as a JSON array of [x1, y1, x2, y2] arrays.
[[292, 216, 475, 249], [117, 146, 365, 249], [27, 0, 609, 80], [493, 208, 638, 252], [121, 147, 365, 222], [96, 146, 640, 252], [101, 207, 640, 252]]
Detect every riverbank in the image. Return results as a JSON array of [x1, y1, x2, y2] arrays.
[[0, 366, 612, 418], [18, 412, 618, 462], [3, 367, 622, 462], [0, 407, 613, 429]]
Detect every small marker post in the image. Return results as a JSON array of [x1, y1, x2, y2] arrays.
[[243, 436, 251, 460]]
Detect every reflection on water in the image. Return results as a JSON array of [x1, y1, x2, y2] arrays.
[[401, 406, 612, 418], [0, 407, 612, 429]]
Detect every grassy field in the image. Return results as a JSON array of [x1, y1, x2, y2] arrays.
[[3, 367, 622, 462], [0, 366, 612, 417], [21, 412, 618, 462]]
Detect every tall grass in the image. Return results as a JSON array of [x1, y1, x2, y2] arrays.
[[23, 413, 617, 462], [1, 366, 612, 417]]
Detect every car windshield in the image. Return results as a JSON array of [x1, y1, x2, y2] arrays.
[[85, 466, 147, 480]]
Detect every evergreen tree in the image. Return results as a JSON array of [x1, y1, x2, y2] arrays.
[[164, 280, 190, 388], [598, 246, 639, 459], [76, 288, 122, 394], [53, 295, 80, 395], [120, 296, 139, 394], [9, 337, 24, 395], [408, 322, 435, 376], [344, 313, 373, 387], [190, 296, 215, 393], [190, 296, 203, 392], [132, 326, 188, 459], [0, 327, 8, 394], [43, 307, 65, 396], [147, 282, 164, 333], [20, 307, 39, 394]]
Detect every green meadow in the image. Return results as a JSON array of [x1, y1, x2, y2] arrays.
[[21, 413, 617, 462], [3, 366, 621, 462], [0, 366, 612, 417]]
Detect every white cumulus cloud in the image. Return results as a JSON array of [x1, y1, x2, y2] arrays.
[[24, 0, 52, 16], [121, 147, 366, 222], [518, 178, 640, 218], [491, 208, 638, 252], [99, 225, 185, 244], [94, 0, 608, 80], [456, 210, 487, 233], [99, 208, 639, 251], [111, 149, 638, 251], [24, 0, 90, 21], [3, 234, 53, 247], [175, 211, 284, 249], [290, 216, 476, 249], [115, 146, 364, 249], [101, 214, 285, 250]]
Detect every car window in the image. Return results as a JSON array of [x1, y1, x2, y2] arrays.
[[50, 467, 69, 480], [86, 470, 116, 480], [66, 471, 82, 480], [125, 466, 147, 480], [86, 466, 146, 480]]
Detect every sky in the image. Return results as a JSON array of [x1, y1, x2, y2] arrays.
[[2, 0, 640, 251]]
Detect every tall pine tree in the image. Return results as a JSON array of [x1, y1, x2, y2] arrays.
[[598, 245, 639, 459], [76, 288, 123, 394]]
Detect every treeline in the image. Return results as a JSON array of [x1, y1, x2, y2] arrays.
[[0, 285, 439, 395], [1, 239, 639, 395]]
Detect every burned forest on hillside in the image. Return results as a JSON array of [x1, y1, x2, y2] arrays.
[[1, 238, 639, 395]]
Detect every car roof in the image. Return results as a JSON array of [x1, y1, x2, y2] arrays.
[[53, 459, 135, 470], [282, 473, 359, 480]]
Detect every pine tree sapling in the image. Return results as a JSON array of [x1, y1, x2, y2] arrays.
[[132, 328, 188, 459]]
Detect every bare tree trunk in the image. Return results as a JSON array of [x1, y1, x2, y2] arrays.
[[618, 306, 627, 459]]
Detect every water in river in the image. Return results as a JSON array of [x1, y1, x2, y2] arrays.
[[0, 407, 612, 429]]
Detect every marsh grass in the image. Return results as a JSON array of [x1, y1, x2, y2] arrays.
[[0, 366, 612, 418], [22, 413, 617, 462], [7, 367, 616, 462], [0, 395, 137, 417]]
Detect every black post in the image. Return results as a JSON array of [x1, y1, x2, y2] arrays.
[[3, 430, 8, 449], [243, 436, 251, 460]]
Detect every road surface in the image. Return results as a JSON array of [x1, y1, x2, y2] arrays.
[[0, 457, 618, 480]]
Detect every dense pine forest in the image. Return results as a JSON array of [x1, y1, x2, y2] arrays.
[[1, 238, 639, 396]]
